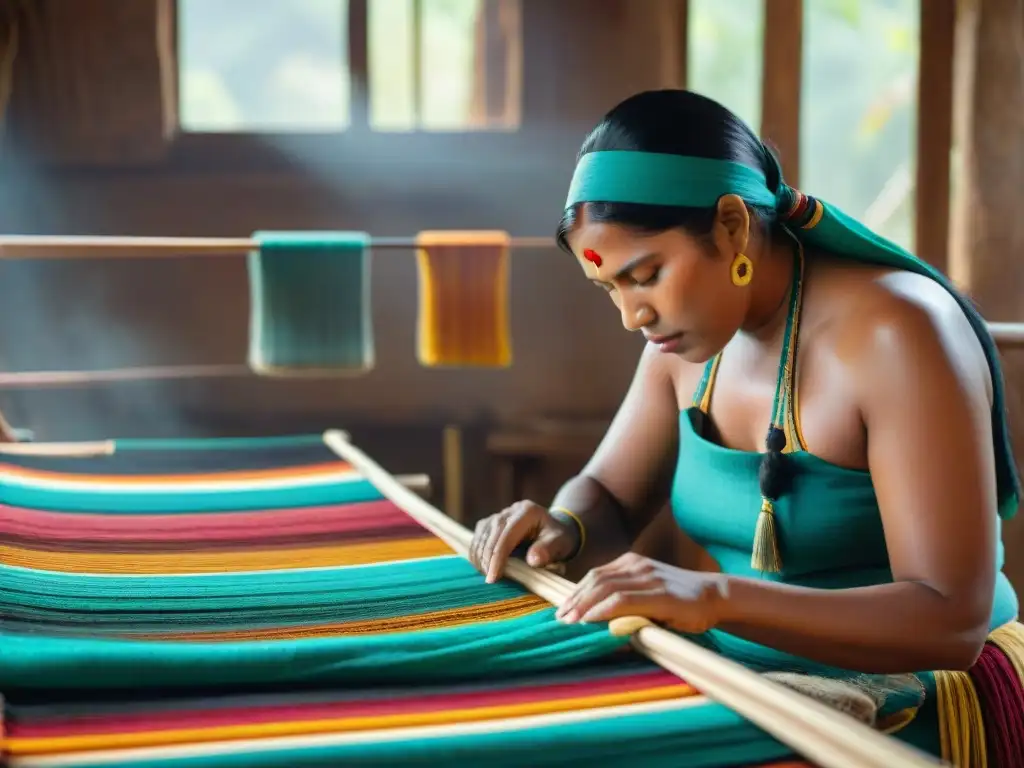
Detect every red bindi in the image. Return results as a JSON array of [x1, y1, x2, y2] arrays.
[[583, 249, 602, 267]]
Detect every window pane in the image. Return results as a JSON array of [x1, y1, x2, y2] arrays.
[[369, 0, 521, 132], [178, 0, 350, 132], [801, 0, 919, 249], [420, 0, 482, 130], [687, 0, 765, 133], [369, 0, 417, 131]]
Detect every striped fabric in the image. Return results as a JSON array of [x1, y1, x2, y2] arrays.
[[0, 435, 813, 768]]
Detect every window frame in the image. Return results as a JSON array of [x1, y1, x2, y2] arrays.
[[168, 0, 530, 175]]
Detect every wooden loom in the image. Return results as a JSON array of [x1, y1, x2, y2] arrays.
[[0, 429, 940, 767], [319, 430, 943, 768], [0, 233, 1001, 764]]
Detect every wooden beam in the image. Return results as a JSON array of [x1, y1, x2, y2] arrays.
[[914, 0, 956, 272], [759, 0, 803, 186]]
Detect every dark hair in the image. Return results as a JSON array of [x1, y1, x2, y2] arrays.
[[556, 90, 783, 252]]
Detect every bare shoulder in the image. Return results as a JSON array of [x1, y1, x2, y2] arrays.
[[813, 259, 992, 407], [629, 340, 706, 410], [656, 346, 710, 410]]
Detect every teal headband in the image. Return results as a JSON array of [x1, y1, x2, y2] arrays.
[[564, 151, 782, 211]]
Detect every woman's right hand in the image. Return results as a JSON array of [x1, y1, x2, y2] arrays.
[[469, 500, 581, 583]]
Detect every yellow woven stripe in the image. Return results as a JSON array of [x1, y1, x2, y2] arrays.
[[878, 707, 920, 735], [935, 668, 987, 768], [0, 538, 454, 574], [3, 684, 698, 756], [135, 595, 549, 642], [990, 620, 1024, 684]]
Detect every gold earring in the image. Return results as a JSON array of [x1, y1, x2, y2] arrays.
[[731, 253, 753, 286]]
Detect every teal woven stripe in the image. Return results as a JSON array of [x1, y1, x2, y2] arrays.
[[0, 556, 471, 600], [0, 557, 531, 625], [114, 435, 327, 452], [0, 477, 385, 513], [0, 609, 628, 691], [54, 699, 796, 768]]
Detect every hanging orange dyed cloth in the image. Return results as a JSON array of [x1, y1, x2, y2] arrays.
[[415, 230, 512, 368]]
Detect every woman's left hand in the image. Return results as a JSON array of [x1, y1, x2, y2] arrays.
[[555, 552, 730, 634]]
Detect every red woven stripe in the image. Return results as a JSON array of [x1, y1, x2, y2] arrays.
[[968, 642, 1024, 767], [11, 669, 682, 738], [0, 500, 425, 543]]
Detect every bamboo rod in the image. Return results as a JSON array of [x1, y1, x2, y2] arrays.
[[1, 321, 1022, 390], [0, 440, 115, 457], [321, 429, 941, 768], [0, 433, 431, 499], [987, 322, 1024, 346], [0, 365, 251, 388], [0, 235, 556, 259]]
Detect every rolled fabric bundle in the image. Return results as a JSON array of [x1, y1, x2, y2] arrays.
[[247, 231, 374, 377], [415, 230, 512, 368]]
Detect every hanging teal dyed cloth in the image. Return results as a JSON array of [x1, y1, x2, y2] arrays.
[[247, 231, 374, 376]]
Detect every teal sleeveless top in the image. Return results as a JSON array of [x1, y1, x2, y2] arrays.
[[669, 241, 1019, 753]]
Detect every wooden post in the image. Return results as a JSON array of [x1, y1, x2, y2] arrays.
[[470, 0, 523, 127], [914, 0, 956, 272], [443, 425, 464, 523], [347, 0, 369, 131], [760, 0, 803, 185], [657, 0, 687, 89]]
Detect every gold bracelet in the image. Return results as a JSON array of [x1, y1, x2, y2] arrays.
[[549, 506, 586, 558]]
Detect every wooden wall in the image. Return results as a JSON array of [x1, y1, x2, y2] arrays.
[[0, 0, 676, 442]]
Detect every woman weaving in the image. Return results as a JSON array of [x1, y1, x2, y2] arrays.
[[470, 90, 1024, 765]]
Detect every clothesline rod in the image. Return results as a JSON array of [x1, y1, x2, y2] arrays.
[[987, 322, 1024, 344], [1, 321, 1023, 389], [0, 365, 252, 387], [0, 235, 557, 259]]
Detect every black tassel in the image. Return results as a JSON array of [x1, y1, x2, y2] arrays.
[[753, 427, 790, 573]]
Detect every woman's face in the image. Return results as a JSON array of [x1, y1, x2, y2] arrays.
[[565, 209, 751, 364]]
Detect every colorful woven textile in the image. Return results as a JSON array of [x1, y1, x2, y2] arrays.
[[0, 435, 812, 767]]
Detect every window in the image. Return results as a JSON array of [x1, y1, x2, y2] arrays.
[[369, 0, 520, 131], [177, 0, 351, 132], [801, 0, 920, 249], [176, 0, 521, 134], [687, 0, 765, 134]]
